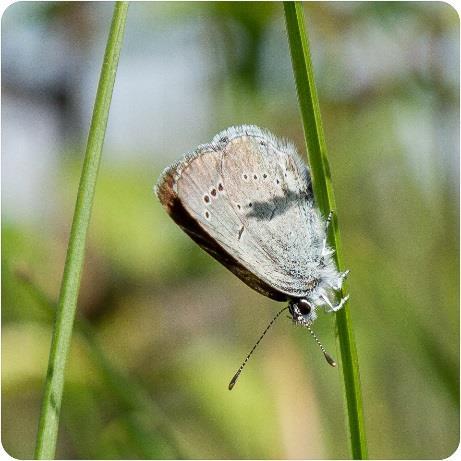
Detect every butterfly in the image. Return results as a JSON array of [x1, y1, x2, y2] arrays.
[[155, 125, 349, 388]]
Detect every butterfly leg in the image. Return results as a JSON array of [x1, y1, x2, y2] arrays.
[[325, 210, 334, 232], [330, 269, 350, 291], [320, 292, 349, 312], [332, 294, 350, 311], [320, 293, 335, 310], [322, 244, 335, 257], [321, 211, 335, 257]]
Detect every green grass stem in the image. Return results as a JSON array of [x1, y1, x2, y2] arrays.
[[283, 2, 368, 458], [15, 267, 187, 459], [34, 3, 129, 458]]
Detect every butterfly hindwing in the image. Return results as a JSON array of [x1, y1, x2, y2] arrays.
[[220, 129, 325, 297]]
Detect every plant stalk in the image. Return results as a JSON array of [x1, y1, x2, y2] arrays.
[[283, 2, 367, 458], [34, 2, 129, 458]]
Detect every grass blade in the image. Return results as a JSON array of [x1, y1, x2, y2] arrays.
[[34, 3, 129, 458], [15, 267, 188, 459], [283, 2, 368, 458]]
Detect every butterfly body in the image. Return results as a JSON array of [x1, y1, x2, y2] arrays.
[[155, 125, 348, 324]]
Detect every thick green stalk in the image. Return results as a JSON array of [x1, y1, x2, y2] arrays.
[[283, 2, 367, 459], [34, 3, 128, 459]]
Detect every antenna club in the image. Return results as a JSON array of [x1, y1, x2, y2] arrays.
[[228, 372, 240, 390], [324, 352, 337, 367]]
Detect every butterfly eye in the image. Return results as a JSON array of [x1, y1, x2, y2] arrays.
[[297, 299, 312, 316]]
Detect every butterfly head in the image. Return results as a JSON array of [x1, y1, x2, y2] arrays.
[[288, 298, 317, 325]]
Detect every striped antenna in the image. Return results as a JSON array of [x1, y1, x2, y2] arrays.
[[292, 304, 337, 367], [228, 306, 288, 390]]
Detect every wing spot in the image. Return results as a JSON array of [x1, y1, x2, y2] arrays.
[[253, 174, 258, 180], [204, 195, 210, 203], [237, 204, 241, 210], [243, 174, 248, 180], [260, 140, 266, 146], [276, 179, 280, 184], [248, 202, 253, 208], [210, 188, 217, 197], [218, 183, 224, 191], [220, 136, 228, 143], [263, 173, 267, 179], [238, 226, 244, 240], [205, 211, 210, 219]]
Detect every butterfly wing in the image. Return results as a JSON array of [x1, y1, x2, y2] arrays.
[[156, 143, 287, 301], [155, 126, 325, 300]]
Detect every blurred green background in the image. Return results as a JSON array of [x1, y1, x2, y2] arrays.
[[1, 2, 459, 459]]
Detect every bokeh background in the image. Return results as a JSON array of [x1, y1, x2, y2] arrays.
[[2, 2, 459, 459]]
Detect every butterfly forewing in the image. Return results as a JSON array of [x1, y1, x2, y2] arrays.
[[157, 145, 287, 300], [156, 126, 326, 299]]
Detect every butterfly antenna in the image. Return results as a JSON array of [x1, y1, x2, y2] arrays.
[[228, 306, 289, 390], [306, 324, 337, 367], [292, 304, 337, 367]]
